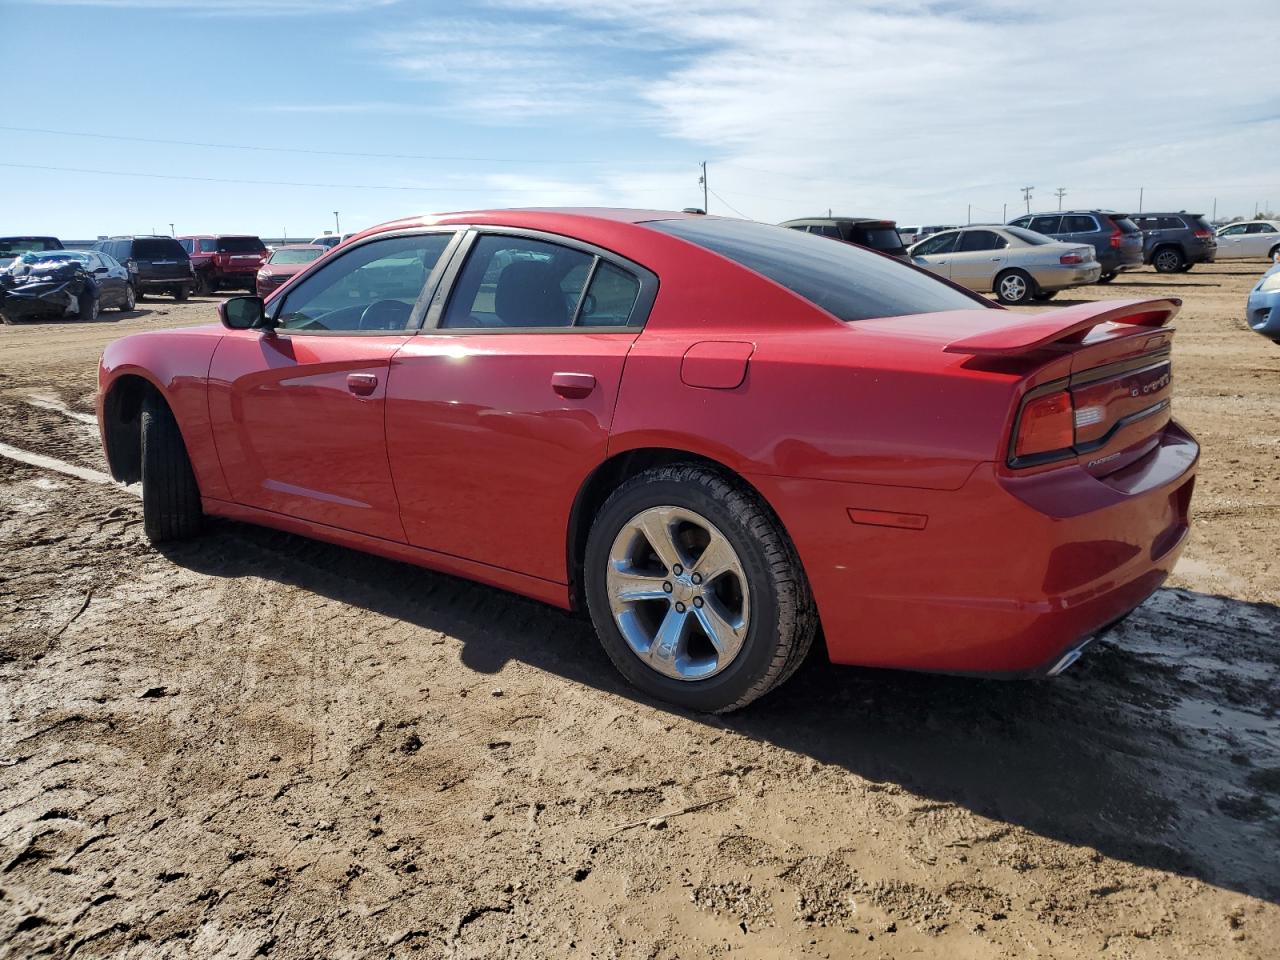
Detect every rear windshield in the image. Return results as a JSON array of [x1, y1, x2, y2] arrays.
[[218, 236, 267, 253], [854, 227, 907, 252], [1194, 216, 1214, 232], [269, 247, 323, 265], [0, 237, 62, 255], [1111, 217, 1141, 234], [648, 218, 986, 321], [132, 238, 188, 260], [1005, 226, 1053, 245]]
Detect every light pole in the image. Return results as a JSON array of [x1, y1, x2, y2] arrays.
[[334, 211, 340, 236], [169, 222, 175, 236]]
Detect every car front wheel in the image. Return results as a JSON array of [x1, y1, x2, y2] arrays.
[[118, 284, 136, 311], [140, 393, 203, 542], [584, 464, 816, 713], [78, 291, 100, 322], [995, 269, 1035, 305]]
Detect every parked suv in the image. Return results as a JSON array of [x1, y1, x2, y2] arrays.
[[1129, 213, 1217, 273], [177, 234, 269, 293], [93, 236, 194, 301], [1007, 210, 1143, 282], [780, 217, 908, 259]]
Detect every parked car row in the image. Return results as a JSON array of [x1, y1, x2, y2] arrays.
[[0, 248, 135, 323]]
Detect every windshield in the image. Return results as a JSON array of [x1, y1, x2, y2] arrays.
[[269, 247, 324, 265], [648, 217, 986, 321], [19, 250, 89, 265], [1005, 226, 1053, 245], [218, 236, 267, 253], [0, 237, 62, 256]]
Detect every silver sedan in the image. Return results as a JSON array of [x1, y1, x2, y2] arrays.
[[908, 225, 1101, 305]]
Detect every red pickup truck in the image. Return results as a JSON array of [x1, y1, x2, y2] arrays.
[[177, 235, 269, 294]]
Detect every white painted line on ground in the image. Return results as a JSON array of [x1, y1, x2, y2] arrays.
[[20, 393, 99, 426], [0, 442, 140, 498]]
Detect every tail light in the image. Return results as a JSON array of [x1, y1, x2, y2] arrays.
[[1013, 390, 1074, 461], [1059, 252, 1085, 265], [1193, 229, 1212, 239], [1108, 228, 1123, 248]]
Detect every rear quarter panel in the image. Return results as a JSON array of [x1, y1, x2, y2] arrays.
[[98, 325, 229, 499]]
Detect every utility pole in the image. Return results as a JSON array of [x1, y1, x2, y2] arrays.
[[1021, 186, 1034, 214], [1212, 198, 1217, 223], [1002, 202, 1007, 223], [967, 204, 971, 225], [169, 222, 175, 236], [698, 162, 708, 214], [334, 211, 341, 235], [1054, 187, 1066, 211], [1138, 188, 1144, 213]]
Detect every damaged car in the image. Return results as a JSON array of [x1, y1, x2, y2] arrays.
[[0, 249, 134, 323]]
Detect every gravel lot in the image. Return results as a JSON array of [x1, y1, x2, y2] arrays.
[[1, 263, 1277, 958]]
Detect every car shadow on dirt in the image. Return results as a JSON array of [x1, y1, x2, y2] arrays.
[[159, 519, 1280, 905]]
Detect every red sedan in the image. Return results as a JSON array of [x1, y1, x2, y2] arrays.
[[97, 209, 1198, 712], [255, 243, 327, 298]]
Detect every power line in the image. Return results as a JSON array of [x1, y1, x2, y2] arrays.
[[0, 161, 676, 195], [706, 186, 750, 219], [0, 124, 678, 167]]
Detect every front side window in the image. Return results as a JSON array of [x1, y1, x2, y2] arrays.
[[649, 218, 984, 321], [1220, 224, 1247, 236], [915, 231, 960, 255], [442, 235, 595, 329], [275, 233, 451, 332], [1028, 215, 1063, 235], [957, 230, 1006, 252]]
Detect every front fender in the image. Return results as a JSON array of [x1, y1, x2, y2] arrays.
[[98, 326, 230, 499]]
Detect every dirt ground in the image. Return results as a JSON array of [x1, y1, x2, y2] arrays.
[[1, 262, 1278, 959]]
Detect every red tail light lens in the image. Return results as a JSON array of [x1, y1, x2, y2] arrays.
[[1193, 229, 1212, 239], [1014, 390, 1074, 459], [1059, 253, 1084, 265], [1108, 228, 1123, 248]]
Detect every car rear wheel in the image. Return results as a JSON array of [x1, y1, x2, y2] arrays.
[[118, 285, 136, 311], [1031, 290, 1058, 302], [140, 393, 203, 543], [995, 269, 1035, 305], [1269, 244, 1280, 261], [134, 286, 146, 302], [1153, 247, 1185, 273], [1097, 272, 1116, 284], [174, 285, 191, 302], [584, 464, 816, 713]]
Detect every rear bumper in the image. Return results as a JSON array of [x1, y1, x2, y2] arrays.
[[750, 421, 1199, 675], [135, 276, 190, 289], [1036, 263, 1102, 289]]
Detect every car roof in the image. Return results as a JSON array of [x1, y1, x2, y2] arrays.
[[780, 216, 895, 225], [272, 243, 326, 251]]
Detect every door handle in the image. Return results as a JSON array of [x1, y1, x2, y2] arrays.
[[347, 373, 378, 397], [552, 371, 596, 399]]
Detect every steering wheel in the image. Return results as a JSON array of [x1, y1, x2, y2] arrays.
[[358, 299, 411, 331]]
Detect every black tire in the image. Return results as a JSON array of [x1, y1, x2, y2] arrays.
[[1031, 290, 1058, 302], [78, 290, 100, 322], [1269, 244, 1280, 262], [994, 268, 1036, 305], [141, 393, 203, 543], [1152, 246, 1185, 273], [207, 277, 220, 294], [1177, 263, 1194, 273], [118, 284, 137, 312], [1097, 272, 1116, 284], [174, 285, 191, 302], [584, 464, 816, 713], [134, 285, 146, 302]]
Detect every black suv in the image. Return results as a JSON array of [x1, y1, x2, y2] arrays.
[[0, 236, 63, 270], [1129, 212, 1217, 273], [1007, 210, 1143, 282], [92, 236, 194, 301], [780, 217, 908, 259]]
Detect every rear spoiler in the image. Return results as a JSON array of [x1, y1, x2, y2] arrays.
[[944, 298, 1181, 357]]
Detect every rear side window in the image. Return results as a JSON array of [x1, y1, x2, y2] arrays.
[[1159, 216, 1185, 230], [1062, 215, 1097, 233], [648, 218, 984, 322], [579, 261, 641, 327], [218, 236, 267, 253], [199, 239, 218, 253], [808, 224, 841, 238], [1028, 215, 1063, 234], [442, 235, 595, 329], [957, 230, 1007, 252], [132, 238, 188, 260]]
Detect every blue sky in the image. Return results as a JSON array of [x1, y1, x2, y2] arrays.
[[1, 0, 1277, 239]]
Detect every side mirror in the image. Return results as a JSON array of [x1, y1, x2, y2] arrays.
[[93, 266, 109, 274], [219, 296, 267, 330]]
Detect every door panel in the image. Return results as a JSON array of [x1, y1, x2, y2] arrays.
[[208, 331, 410, 540], [386, 333, 636, 582]]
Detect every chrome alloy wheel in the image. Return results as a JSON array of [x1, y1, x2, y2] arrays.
[[999, 273, 1028, 302], [606, 505, 750, 681]]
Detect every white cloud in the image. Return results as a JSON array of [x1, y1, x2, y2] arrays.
[[26, 0, 397, 13], [378, 0, 1280, 222]]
